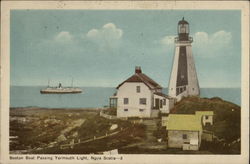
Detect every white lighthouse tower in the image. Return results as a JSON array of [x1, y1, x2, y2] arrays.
[[168, 17, 200, 101]]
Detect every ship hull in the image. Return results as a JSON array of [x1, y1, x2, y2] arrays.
[[40, 88, 82, 94], [40, 90, 82, 94]]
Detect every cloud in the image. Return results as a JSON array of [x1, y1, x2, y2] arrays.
[[193, 30, 232, 47], [160, 35, 176, 45], [160, 30, 232, 57], [192, 30, 232, 57], [54, 31, 73, 43], [193, 32, 209, 44], [86, 23, 123, 49]]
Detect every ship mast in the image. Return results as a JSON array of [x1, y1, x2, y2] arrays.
[[47, 79, 50, 87], [71, 78, 74, 87]]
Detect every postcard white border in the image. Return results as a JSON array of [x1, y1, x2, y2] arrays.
[[1, 1, 249, 164]]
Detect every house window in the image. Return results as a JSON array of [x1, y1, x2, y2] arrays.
[[163, 99, 166, 105], [139, 109, 144, 112], [139, 98, 146, 105], [124, 109, 128, 111], [124, 98, 129, 104], [136, 86, 140, 93], [183, 134, 187, 139], [205, 116, 209, 119]]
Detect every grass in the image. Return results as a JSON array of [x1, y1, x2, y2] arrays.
[[10, 108, 146, 154], [103, 107, 117, 116], [34, 124, 145, 154], [10, 95, 241, 154], [170, 96, 241, 154], [171, 96, 240, 142]]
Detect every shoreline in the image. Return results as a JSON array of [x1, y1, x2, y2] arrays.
[[10, 107, 104, 111], [9, 95, 241, 111]]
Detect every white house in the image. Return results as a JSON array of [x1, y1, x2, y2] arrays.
[[110, 67, 175, 118]]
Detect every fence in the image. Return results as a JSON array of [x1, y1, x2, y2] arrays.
[[60, 127, 128, 149], [100, 110, 117, 120]]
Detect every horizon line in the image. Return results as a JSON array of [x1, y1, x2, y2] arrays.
[[10, 85, 241, 89]]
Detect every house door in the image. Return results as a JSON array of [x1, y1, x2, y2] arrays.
[[155, 98, 160, 109]]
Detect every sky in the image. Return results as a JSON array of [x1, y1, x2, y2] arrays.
[[10, 10, 241, 88]]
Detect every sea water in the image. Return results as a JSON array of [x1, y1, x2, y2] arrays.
[[10, 86, 241, 108]]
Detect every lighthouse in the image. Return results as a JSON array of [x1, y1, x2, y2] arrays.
[[168, 18, 200, 101]]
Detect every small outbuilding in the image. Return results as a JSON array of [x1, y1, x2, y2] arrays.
[[195, 111, 214, 126], [165, 111, 214, 150], [166, 114, 202, 150]]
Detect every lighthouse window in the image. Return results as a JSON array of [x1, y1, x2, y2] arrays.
[[180, 25, 186, 33]]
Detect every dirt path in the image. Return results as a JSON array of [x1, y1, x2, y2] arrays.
[[121, 119, 167, 150]]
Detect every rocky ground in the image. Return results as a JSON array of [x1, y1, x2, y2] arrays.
[[10, 96, 241, 154], [9, 108, 145, 154]]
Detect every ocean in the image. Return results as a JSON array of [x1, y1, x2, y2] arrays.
[[10, 86, 241, 108]]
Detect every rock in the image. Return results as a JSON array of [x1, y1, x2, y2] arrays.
[[157, 138, 162, 142], [57, 134, 67, 142], [44, 119, 50, 124], [103, 149, 118, 155], [110, 124, 118, 131], [72, 132, 78, 137]]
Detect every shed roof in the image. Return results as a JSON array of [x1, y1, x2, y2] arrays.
[[166, 114, 202, 131], [116, 68, 162, 90], [195, 111, 214, 116]]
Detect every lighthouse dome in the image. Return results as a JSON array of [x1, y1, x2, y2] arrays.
[[177, 17, 190, 41], [178, 17, 189, 25]]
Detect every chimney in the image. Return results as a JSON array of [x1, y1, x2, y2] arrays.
[[135, 66, 142, 74]]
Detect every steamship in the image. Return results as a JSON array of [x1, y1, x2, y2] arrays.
[[40, 81, 82, 94]]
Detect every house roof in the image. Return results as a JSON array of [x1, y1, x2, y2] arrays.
[[116, 67, 162, 90], [166, 114, 202, 131], [154, 92, 173, 99]]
